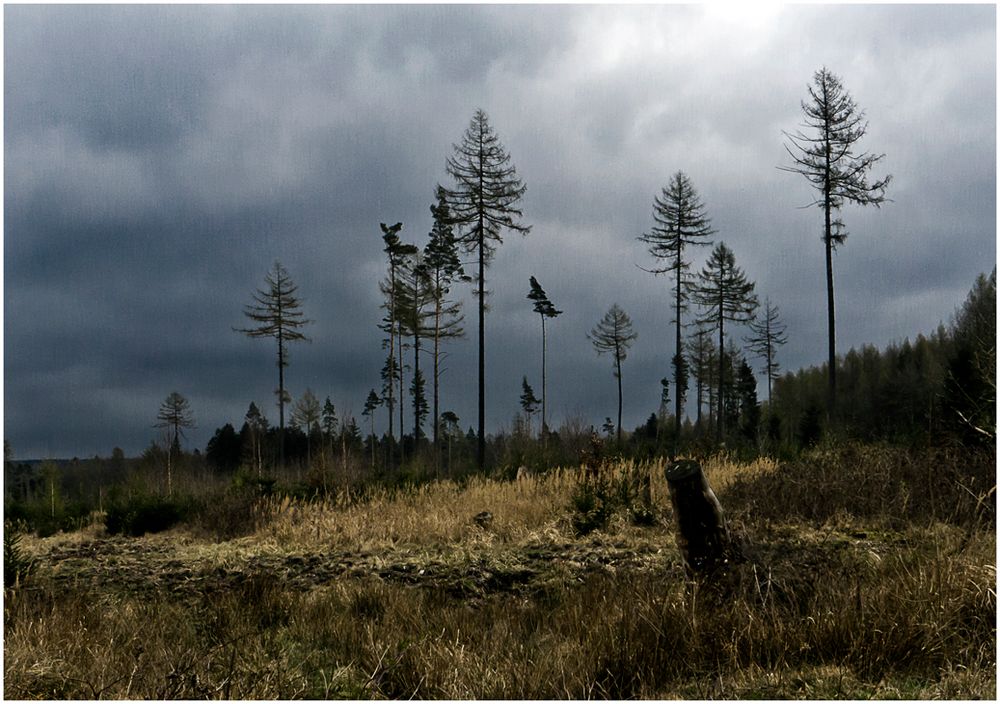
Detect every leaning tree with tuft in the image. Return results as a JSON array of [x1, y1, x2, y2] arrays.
[[377, 222, 418, 458], [423, 188, 467, 450], [527, 275, 562, 438]]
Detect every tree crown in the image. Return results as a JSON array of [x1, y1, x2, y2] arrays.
[[527, 275, 562, 318], [692, 243, 758, 325], [588, 304, 638, 371], [443, 109, 530, 263], [639, 170, 715, 277], [780, 66, 891, 245]]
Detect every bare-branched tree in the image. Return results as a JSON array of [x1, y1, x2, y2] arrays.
[[234, 261, 312, 468], [781, 67, 890, 413], [588, 304, 638, 444]]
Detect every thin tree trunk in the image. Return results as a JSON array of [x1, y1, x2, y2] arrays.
[[413, 332, 421, 442], [476, 122, 487, 471], [277, 332, 285, 469], [766, 338, 774, 405], [822, 88, 836, 420], [825, 205, 836, 418], [616, 353, 623, 445], [477, 217, 486, 471], [717, 303, 725, 443], [387, 276, 395, 446], [397, 319, 405, 465], [433, 294, 441, 449], [675, 252, 683, 442], [541, 314, 547, 442]]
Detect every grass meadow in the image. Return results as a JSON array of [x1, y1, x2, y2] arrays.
[[4, 445, 995, 699]]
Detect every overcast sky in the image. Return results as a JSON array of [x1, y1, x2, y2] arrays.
[[4, 4, 995, 459]]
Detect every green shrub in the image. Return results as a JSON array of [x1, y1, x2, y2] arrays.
[[570, 477, 614, 536], [3, 526, 34, 589]]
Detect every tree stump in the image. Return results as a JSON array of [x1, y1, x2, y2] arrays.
[[665, 459, 736, 576]]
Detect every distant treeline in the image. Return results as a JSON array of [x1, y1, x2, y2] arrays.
[[770, 270, 995, 448], [4, 270, 994, 538]]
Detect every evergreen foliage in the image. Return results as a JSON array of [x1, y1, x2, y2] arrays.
[[639, 171, 715, 440], [443, 109, 529, 469], [527, 275, 562, 434], [691, 243, 758, 441]]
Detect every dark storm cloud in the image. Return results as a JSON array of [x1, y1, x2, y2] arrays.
[[4, 4, 995, 458]]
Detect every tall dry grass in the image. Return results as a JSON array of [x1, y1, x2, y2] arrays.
[[5, 446, 993, 699], [5, 524, 993, 699], [250, 454, 780, 552]]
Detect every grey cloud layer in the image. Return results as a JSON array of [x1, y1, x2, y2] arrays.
[[4, 4, 995, 457]]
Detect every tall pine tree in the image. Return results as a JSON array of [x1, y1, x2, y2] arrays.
[[443, 109, 529, 469], [639, 171, 715, 446], [781, 67, 890, 414], [691, 243, 758, 442], [235, 261, 312, 468]]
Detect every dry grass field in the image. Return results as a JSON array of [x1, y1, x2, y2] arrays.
[[4, 446, 995, 699]]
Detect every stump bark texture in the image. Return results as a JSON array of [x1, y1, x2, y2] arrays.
[[665, 459, 734, 575]]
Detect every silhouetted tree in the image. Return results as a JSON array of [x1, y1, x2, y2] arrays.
[[291, 389, 322, 468], [443, 109, 530, 469], [243, 402, 268, 476], [588, 304, 638, 444], [378, 222, 418, 452], [639, 171, 715, 442], [745, 297, 788, 405], [155, 391, 194, 495], [602, 417, 615, 438], [519, 377, 541, 436], [396, 254, 438, 443], [380, 352, 399, 450], [691, 243, 758, 442], [440, 411, 460, 472], [781, 67, 890, 414], [423, 189, 466, 448], [322, 397, 338, 463], [685, 325, 714, 432], [736, 359, 761, 443], [156, 392, 195, 450], [658, 377, 671, 429], [527, 275, 562, 437], [206, 423, 241, 473], [235, 261, 312, 467], [410, 369, 429, 443], [362, 389, 381, 469]]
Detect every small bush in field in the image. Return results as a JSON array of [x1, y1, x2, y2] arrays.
[[571, 466, 655, 534], [3, 526, 34, 589], [104, 493, 190, 537], [570, 478, 613, 535]]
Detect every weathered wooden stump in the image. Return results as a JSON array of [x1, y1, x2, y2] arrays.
[[665, 459, 736, 576]]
